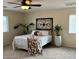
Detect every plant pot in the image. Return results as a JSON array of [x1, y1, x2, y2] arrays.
[[54, 36, 62, 47]]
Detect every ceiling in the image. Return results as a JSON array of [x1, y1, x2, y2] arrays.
[[3, 0, 76, 12]]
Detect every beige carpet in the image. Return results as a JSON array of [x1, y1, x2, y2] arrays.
[[3, 46, 76, 59]]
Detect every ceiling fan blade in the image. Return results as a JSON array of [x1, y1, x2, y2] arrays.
[[24, 4, 42, 7], [14, 6, 21, 8], [14, 6, 31, 9], [8, 2, 20, 5]]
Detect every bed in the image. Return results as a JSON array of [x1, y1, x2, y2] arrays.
[[12, 30, 52, 50]]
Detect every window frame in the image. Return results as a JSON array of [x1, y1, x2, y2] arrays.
[[68, 14, 76, 34], [3, 16, 9, 32]]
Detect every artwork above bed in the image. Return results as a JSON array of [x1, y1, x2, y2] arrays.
[[36, 18, 53, 30]]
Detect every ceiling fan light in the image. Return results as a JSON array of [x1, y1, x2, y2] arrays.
[[25, 0, 31, 4], [21, 6, 29, 10]]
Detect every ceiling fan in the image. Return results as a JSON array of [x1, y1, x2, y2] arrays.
[[8, 0, 42, 10]]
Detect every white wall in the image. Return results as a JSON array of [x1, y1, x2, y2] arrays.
[[24, 7, 76, 48], [3, 10, 25, 46]]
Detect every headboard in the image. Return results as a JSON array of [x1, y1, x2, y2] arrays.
[[36, 18, 53, 30], [35, 18, 53, 35]]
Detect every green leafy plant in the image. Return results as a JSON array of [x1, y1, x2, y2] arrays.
[[14, 24, 28, 34], [53, 25, 63, 36], [14, 23, 35, 34]]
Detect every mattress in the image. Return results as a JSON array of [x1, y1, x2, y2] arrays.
[[13, 35, 52, 50]]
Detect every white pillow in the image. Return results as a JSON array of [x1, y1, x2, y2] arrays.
[[31, 30, 36, 35], [31, 30, 50, 35], [40, 31, 49, 35]]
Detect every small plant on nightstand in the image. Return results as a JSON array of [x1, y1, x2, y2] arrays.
[[53, 24, 63, 47]]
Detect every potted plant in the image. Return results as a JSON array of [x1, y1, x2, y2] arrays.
[[53, 24, 63, 47]]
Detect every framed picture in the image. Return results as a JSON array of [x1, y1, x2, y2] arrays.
[[36, 18, 53, 30]]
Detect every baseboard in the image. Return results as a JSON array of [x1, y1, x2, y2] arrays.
[[3, 42, 12, 47], [61, 45, 76, 48]]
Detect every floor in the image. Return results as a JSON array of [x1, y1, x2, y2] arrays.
[[3, 45, 76, 59]]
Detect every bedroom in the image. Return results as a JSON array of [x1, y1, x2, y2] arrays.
[[3, 0, 76, 59]]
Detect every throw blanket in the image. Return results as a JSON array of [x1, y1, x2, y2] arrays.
[[27, 35, 42, 56]]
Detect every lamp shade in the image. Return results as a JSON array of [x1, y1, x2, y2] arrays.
[[21, 6, 29, 10]]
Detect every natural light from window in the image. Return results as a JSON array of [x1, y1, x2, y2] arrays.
[[69, 15, 76, 33], [3, 16, 9, 32]]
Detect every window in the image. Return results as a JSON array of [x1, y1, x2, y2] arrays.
[[69, 15, 76, 33], [3, 16, 9, 32]]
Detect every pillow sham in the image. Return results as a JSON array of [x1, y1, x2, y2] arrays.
[[31, 30, 50, 36], [40, 31, 49, 35], [31, 30, 42, 36]]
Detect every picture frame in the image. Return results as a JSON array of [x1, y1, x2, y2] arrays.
[[36, 18, 53, 30]]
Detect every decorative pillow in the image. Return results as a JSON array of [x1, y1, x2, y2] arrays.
[[31, 30, 42, 36], [34, 31, 42, 36], [34, 31, 39, 36]]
